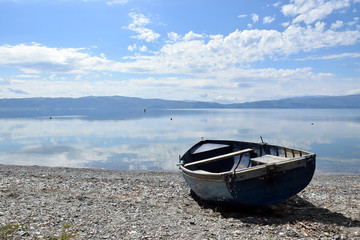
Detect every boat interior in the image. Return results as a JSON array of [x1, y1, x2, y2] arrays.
[[182, 141, 309, 174]]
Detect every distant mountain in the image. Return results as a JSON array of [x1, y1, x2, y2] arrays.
[[0, 94, 359, 118], [0, 96, 223, 119], [228, 94, 360, 108], [0, 95, 223, 111]]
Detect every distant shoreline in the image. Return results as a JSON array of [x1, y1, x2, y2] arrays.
[[0, 94, 360, 114], [0, 106, 359, 121]]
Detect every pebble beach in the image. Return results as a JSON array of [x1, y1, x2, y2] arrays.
[[0, 164, 359, 239]]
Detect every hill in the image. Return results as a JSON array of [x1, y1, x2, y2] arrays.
[[228, 94, 360, 108], [0, 94, 359, 118], [0, 96, 222, 119]]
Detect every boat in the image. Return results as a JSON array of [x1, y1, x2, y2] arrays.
[[178, 139, 316, 206]]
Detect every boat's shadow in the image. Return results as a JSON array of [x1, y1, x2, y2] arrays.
[[189, 190, 359, 227]]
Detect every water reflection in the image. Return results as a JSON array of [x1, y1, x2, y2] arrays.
[[0, 109, 359, 173]]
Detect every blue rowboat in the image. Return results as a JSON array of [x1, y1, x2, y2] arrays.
[[178, 139, 316, 206]]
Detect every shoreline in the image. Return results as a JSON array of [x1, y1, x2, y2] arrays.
[[1, 164, 359, 239]]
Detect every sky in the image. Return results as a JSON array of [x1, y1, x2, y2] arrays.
[[0, 0, 360, 103]]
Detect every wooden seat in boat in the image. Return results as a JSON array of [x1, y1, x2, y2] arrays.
[[251, 155, 287, 164]]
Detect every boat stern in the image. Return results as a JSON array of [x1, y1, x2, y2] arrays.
[[180, 166, 234, 202]]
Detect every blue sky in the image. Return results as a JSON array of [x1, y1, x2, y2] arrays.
[[0, 0, 359, 103]]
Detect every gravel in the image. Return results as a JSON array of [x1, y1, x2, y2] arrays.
[[0, 164, 359, 239]]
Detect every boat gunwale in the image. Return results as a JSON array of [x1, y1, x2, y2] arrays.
[[180, 152, 316, 181]]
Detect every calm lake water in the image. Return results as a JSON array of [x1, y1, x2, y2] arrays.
[[0, 109, 359, 174]]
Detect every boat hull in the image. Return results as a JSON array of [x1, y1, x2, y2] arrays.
[[179, 140, 316, 206]]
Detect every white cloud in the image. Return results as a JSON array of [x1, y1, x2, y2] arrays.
[[348, 17, 359, 26], [82, 0, 128, 4], [16, 74, 41, 78], [238, 14, 247, 18], [273, 1, 281, 7], [0, 67, 345, 102], [128, 44, 136, 52], [1, 2, 360, 102], [263, 16, 275, 24], [282, 0, 351, 25], [331, 20, 344, 29], [280, 22, 360, 54], [0, 43, 113, 74], [0, 77, 11, 85], [1, 23, 360, 77], [167, 32, 181, 42], [106, 0, 128, 5], [126, 12, 160, 42], [251, 13, 259, 23], [183, 31, 204, 41], [139, 45, 148, 52], [127, 43, 147, 52], [143, 25, 360, 75], [282, 22, 290, 27], [300, 52, 360, 60]]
